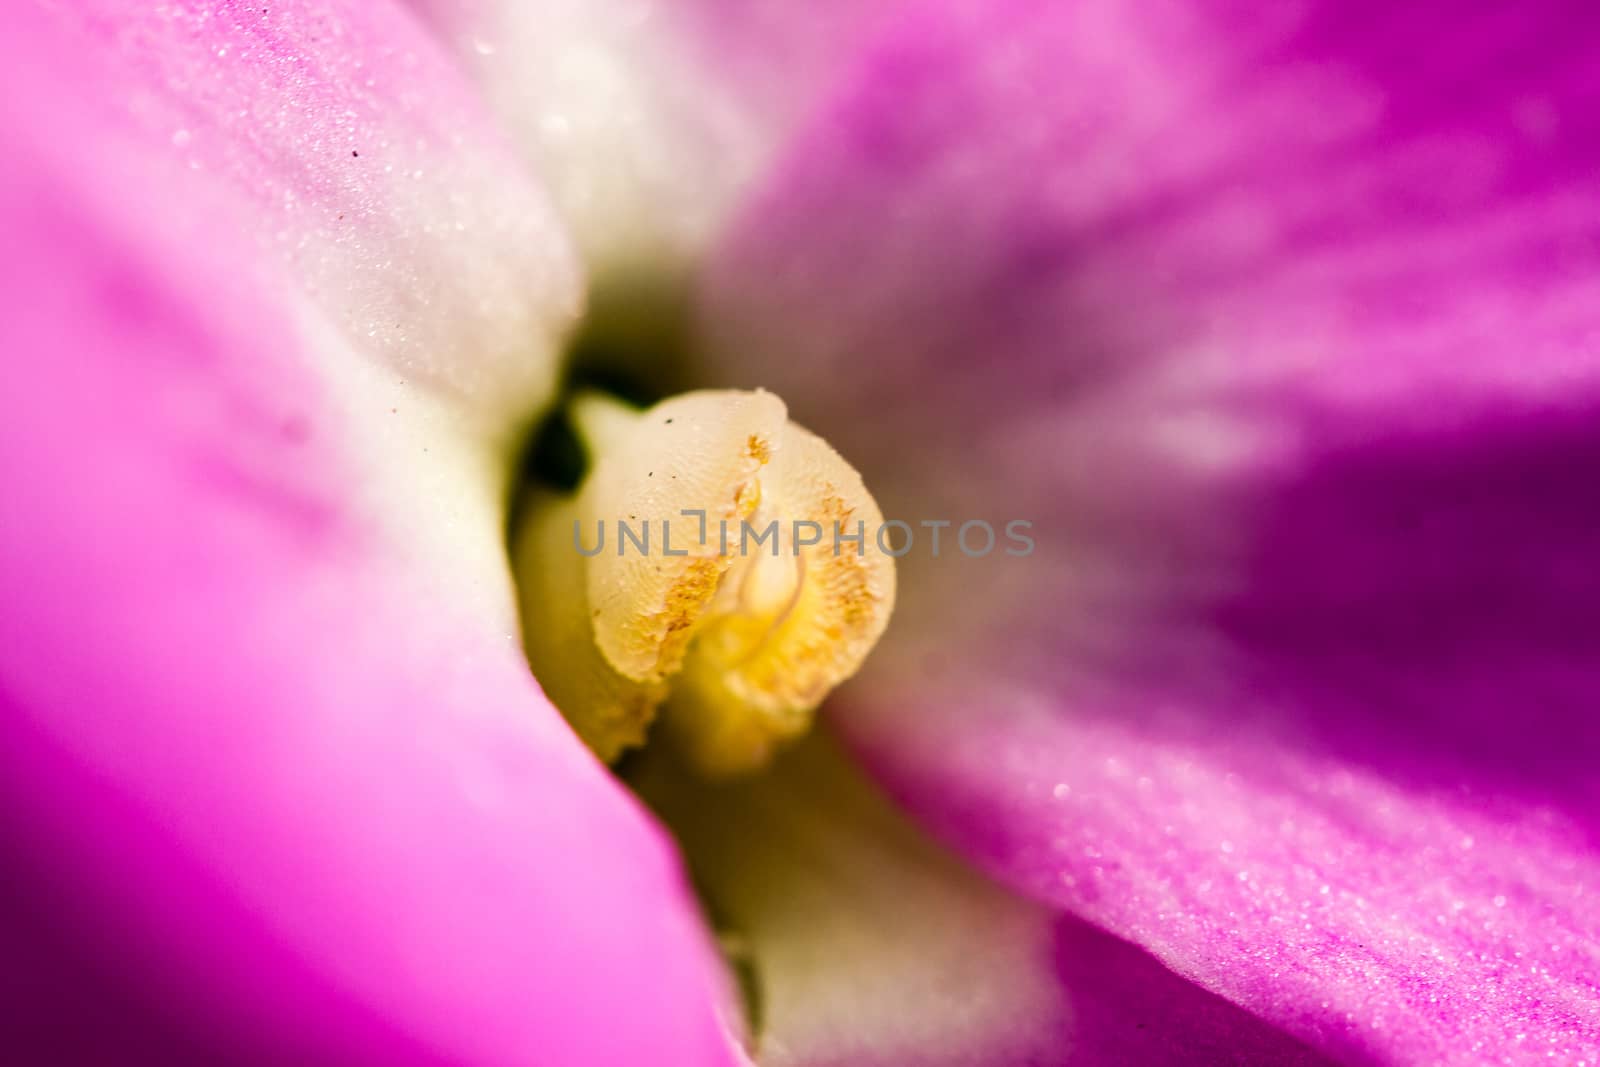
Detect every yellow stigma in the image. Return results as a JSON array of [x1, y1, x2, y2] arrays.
[[514, 389, 897, 776]]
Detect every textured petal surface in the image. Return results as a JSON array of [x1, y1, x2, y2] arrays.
[[638, 734, 1333, 1067], [696, 2, 1600, 1062], [1, 5, 736, 1064]]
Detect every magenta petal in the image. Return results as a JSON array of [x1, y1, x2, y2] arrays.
[[47, 0, 581, 416], [0, 6, 736, 1064], [639, 735, 1335, 1067], [699, 2, 1600, 1061]]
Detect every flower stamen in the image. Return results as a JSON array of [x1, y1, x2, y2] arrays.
[[514, 389, 896, 776]]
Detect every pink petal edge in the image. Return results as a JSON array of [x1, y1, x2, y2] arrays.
[[1, 5, 739, 1064]]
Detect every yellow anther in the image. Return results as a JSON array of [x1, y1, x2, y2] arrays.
[[514, 389, 897, 776]]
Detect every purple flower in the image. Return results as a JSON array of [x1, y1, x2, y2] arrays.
[[4, 2, 1598, 1064]]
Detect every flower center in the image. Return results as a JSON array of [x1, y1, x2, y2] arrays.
[[513, 388, 896, 776]]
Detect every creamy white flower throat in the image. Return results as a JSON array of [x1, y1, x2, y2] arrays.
[[514, 389, 896, 776]]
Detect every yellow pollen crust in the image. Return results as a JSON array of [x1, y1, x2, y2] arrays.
[[513, 389, 897, 776]]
